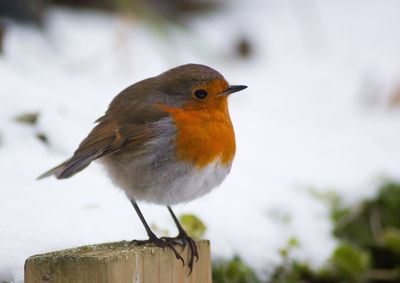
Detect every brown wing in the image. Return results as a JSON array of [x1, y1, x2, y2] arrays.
[[38, 119, 123, 179], [38, 81, 169, 180]]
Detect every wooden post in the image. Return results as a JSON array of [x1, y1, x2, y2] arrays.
[[25, 240, 211, 283]]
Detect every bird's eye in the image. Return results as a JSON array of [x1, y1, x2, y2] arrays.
[[194, 89, 208, 99]]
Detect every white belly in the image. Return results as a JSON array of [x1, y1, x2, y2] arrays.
[[100, 118, 233, 205], [103, 156, 231, 205], [145, 159, 231, 205]]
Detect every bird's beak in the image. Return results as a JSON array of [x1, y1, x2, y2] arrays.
[[219, 85, 248, 97]]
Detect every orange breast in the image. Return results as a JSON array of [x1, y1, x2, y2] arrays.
[[161, 99, 236, 168]]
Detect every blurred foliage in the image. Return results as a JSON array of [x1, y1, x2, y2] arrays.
[[14, 112, 40, 125], [213, 256, 262, 283], [388, 84, 400, 109], [0, 0, 251, 61], [213, 181, 400, 283], [36, 132, 48, 144], [271, 181, 400, 283], [0, 0, 45, 24], [279, 236, 300, 259], [267, 208, 292, 225], [235, 36, 253, 59], [384, 228, 400, 254], [0, 0, 220, 27], [47, 0, 221, 36], [0, 21, 4, 54], [50, 0, 219, 21], [150, 222, 170, 237], [332, 182, 400, 247], [13, 111, 49, 144], [330, 244, 371, 282], [179, 213, 207, 240]]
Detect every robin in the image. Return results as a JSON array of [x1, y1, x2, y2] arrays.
[[38, 63, 247, 273]]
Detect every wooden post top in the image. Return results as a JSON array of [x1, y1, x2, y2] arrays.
[[25, 240, 211, 283]]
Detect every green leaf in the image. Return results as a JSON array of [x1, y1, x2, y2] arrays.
[[279, 248, 289, 259], [178, 213, 207, 240], [150, 223, 170, 237], [383, 227, 400, 254], [287, 237, 300, 249], [213, 256, 262, 283], [331, 244, 370, 279]]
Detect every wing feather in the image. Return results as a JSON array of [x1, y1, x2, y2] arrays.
[[38, 80, 169, 180], [38, 120, 125, 179]]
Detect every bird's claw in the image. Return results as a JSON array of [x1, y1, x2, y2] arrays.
[[131, 233, 184, 265], [131, 231, 198, 274], [161, 231, 199, 274]]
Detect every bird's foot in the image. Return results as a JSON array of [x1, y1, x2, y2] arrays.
[[131, 232, 184, 265], [161, 231, 199, 274]]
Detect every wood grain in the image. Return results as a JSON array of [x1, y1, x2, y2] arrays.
[[25, 240, 211, 283]]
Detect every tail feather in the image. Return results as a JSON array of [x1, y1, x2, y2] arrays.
[[37, 160, 70, 180], [37, 115, 127, 181], [37, 155, 92, 180]]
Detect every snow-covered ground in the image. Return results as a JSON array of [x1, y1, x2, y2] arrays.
[[1, 0, 400, 281]]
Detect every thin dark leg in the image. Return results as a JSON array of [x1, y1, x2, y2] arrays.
[[163, 206, 199, 274], [130, 200, 156, 237], [167, 206, 185, 233], [129, 200, 184, 264]]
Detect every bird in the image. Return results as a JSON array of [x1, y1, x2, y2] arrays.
[[38, 63, 247, 273]]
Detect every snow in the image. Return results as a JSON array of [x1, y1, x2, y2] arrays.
[[2, 0, 400, 281]]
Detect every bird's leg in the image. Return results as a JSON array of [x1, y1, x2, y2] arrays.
[[161, 206, 199, 273], [129, 200, 184, 264]]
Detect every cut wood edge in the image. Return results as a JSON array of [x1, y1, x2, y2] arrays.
[[25, 240, 211, 283]]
